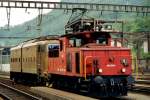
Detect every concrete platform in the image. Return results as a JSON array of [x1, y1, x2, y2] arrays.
[[31, 87, 97, 100], [0, 72, 10, 79]]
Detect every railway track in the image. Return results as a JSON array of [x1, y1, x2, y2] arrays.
[[0, 82, 42, 100], [135, 80, 150, 85], [130, 84, 150, 95], [0, 74, 149, 99]]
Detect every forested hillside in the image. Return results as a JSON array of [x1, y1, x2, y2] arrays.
[[0, 0, 149, 46]]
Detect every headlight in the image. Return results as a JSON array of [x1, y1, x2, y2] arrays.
[[99, 68, 103, 73], [121, 68, 126, 73]]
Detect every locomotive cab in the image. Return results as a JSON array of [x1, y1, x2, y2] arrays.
[[67, 31, 111, 47], [65, 31, 131, 75], [61, 30, 132, 96], [47, 17, 133, 97]]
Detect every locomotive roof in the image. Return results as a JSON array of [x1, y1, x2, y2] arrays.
[[11, 36, 60, 50], [26, 35, 60, 42], [11, 30, 121, 50], [65, 18, 123, 29]]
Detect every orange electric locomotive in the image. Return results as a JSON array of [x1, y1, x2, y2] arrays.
[[46, 18, 133, 97], [10, 9, 134, 97]]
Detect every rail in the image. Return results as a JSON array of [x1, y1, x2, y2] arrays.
[[136, 80, 150, 85], [0, 82, 42, 100], [0, 0, 149, 13], [130, 79, 150, 94], [131, 85, 150, 94], [0, 92, 12, 100]]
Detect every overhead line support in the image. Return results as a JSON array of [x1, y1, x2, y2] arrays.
[[0, 0, 149, 13]]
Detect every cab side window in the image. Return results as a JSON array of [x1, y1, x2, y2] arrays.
[[48, 44, 59, 57], [69, 38, 82, 47], [96, 36, 108, 45]]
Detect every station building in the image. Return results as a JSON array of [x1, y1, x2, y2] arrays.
[[0, 48, 10, 73]]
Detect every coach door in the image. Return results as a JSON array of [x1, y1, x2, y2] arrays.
[[37, 45, 45, 74]]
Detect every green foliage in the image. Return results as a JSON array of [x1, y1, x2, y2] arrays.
[[124, 16, 150, 32], [142, 52, 150, 59]]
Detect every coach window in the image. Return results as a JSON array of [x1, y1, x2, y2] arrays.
[[30, 57, 31, 62], [38, 45, 45, 52], [48, 44, 59, 57], [34, 57, 36, 62]]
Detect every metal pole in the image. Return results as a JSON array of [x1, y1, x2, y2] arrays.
[[0, 50, 1, 71], [6, 7, 11, 30], [121, 22, 124, 47], [148, 33, 150, 53], [147, 32, 150, 70], [135, 55, 138, 80]]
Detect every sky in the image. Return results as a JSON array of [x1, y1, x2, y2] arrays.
[[0, 0, 60, 27]]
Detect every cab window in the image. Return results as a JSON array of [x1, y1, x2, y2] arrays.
[[69, 38, 82, 47], [96, 36, 107, 45], [48, 44, 59, 57]]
